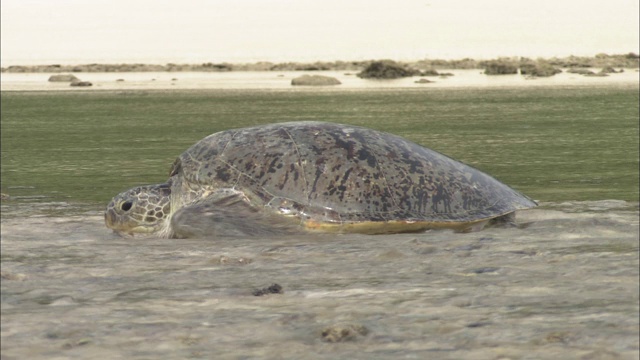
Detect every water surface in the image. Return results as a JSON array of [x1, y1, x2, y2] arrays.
[[2, 86, 638, 209], [2, 69, 639, 91], [1, 84, 639, 359]]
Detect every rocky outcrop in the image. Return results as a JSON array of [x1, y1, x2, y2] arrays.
[[70, 80, 93, 87], [357, 60, 422, 79], [520, 62, 562, 77], [414, 78, 434, 84], [2, 54, 637, 74], [291, 75, 341, 86], [600, 66, 623, 74], [568, 67, 623, 77], [483, 61, 518, 75], [48, 74, 80, 82], [418, 69, 454, 77], [421, 69, 440, 76]]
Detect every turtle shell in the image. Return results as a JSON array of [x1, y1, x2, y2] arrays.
[[170, 121, 536, 233]]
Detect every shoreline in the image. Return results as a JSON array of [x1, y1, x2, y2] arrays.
[[2, 68, 638, 92], [2, 53, 638, 73], [5, 69, 639, 92]]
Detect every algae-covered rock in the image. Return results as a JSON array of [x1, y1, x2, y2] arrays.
[[483, 61, 518, 75], [357, 60, 421, 79], [48, 74, 80, 82], [70, 80, 93, 87], [520, 62, 562, 77]]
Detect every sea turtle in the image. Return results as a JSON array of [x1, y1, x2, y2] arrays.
[[105, 121, 536, 238]]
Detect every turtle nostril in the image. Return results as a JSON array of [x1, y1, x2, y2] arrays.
[[121, 201, 133, 211]]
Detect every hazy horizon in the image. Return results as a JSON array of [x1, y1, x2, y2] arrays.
[[2, 0, 639, 67]]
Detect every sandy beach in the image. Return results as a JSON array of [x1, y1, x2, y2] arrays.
[[1, 201, 639, 359]]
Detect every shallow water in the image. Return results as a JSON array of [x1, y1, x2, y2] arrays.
[[1, 69, 639, 91], [1, 201, 638, 359], [2, 86, 638, 207]]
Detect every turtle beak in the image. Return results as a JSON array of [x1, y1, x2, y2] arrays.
[[104, 209, 116, 227]]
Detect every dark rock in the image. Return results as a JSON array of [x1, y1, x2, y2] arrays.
[[520, 62, 562, 77], [70, 81, 92, 87], [466, 321, 492, 328], [48, 74, 80, 82], [294, 65, 329, 71], [483, 61, 518, 75], [600, 66, 623, 74], [468, 267, 500, 274], [200, 62, 232, 71], [414, 78, 434, 84], [421, 69, 440, 76], [252, 283, 283, 296], [357, 60, 421, 79]]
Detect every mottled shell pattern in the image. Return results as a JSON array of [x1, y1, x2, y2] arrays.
[[168, 121, 536, 231]]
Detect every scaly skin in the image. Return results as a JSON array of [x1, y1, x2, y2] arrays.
[[104, 182, 172, 237]]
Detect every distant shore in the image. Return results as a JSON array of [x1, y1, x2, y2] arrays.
[[2, 53, 638, 73]]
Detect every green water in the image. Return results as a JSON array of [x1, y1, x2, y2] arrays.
[[1, 87, 638, 215]]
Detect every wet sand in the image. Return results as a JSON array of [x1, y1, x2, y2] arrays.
[[1, 201, 638, 359]]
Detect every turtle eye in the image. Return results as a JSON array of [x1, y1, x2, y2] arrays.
[[121, 201, 133, 211]]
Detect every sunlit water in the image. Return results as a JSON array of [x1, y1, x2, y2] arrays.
[[2, 69, 639, 91], [1, 200, 638, 359]]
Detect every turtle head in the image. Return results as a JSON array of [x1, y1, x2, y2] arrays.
[[105, 182, 172, 237]]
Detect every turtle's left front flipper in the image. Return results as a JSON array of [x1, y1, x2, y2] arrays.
[[170, 189, 304, 238]]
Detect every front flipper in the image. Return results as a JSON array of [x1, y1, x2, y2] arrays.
[[170, 189, 304, 238], [487, 212, 518, 228]]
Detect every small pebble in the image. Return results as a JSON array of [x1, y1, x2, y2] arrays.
[[215, 255, 252, 265], [252, 283, 283, 296], [321, 323, 369, 342], [468, 267, 500, 274]]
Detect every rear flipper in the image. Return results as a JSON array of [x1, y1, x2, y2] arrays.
[[170, 190, 304, 238], [456, 212, 518, 233]]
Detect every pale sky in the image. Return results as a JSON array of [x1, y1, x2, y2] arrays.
[[1, 0, 638, 66]]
